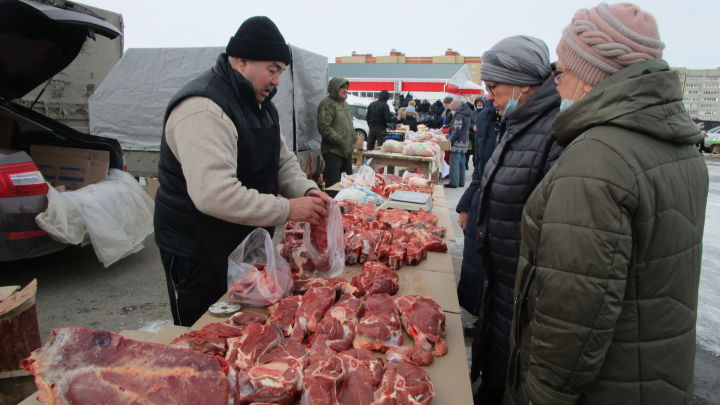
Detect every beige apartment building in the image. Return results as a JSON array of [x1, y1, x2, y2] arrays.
[[675, 67, 720, 121], [336, 49, 482, 86]]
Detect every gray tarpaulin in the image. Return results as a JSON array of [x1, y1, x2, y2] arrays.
[[89, 45, 328, 152]]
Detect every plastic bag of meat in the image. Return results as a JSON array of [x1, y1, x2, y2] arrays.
[[334, 185, 385, 206], [302, 200, 345, 277], [401, 172, 433, 188], [227, 228, 293, 306], [404, 142, 436, 157], [380, 139, 406, 154]]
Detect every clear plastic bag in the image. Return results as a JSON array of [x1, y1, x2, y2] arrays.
[[381, 140, 406, 153], [338, 165, 375, 188], [402, 172, 433, 188], [403, 142, 435, 157], [302, 201, 345, 277], [227, 228, 293, 306], [334, 185, 385, 205]]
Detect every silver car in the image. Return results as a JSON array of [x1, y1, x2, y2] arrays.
[[0, 0, 124, 261]]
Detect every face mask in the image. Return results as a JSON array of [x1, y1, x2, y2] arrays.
[[407, 106, 415, 113], [559, 82, 582, 112], [503, 87, 520, 116]]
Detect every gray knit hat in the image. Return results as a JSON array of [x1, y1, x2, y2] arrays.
[[557, 3, 664, 86], [481, 35, 552, 86]]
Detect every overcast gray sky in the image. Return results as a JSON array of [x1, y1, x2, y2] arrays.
[[83, 0, 717, 69]]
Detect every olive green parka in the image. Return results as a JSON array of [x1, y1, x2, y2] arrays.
[[317, 77, 354, 158], [505, 59, 708, 405]]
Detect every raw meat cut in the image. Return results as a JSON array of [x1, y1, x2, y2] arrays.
[[393, 295, 447, 362], [229, 311, 267, 327], [170, 321, 246, 357], [407, 210, 438, 226], [302, 339, 346, 405], [268, 295, 302, 337], [293, 276, 360, 298], [227, 263, 289, 307], [314, 295, 365, 352], [21, 327, 237, 405], [337, 348, 385, 405], [354, 293, 403, 352], [402, 226, 447, 253], [372, 357, 435, 405], [377, 209, 411, 228], [281, 239, 314, 276], [239, 338, 307, 405], [351, 261, 399, 296], [290, 286, 337, 341], [226, 321, 283, 371]]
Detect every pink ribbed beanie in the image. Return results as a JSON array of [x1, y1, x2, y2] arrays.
[[557, 2, 665, 86]]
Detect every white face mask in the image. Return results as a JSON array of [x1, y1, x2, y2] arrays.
[[559, 81, 582, 112]]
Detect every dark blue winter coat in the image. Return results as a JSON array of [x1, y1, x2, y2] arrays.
[[456, 105, 499, 314]]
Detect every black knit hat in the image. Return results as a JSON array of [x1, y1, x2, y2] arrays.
[[226, 16, 291, 65]]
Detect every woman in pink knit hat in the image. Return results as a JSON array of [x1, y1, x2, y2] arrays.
[[505, 3, 708, 405]]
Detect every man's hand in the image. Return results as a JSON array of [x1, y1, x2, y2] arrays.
[[289, 196, 327, 226], [305, 189, 333, 204], [458, 211, 469, 229]]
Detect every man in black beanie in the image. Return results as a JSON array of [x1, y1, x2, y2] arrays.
[[154, 16, 331, 326], [366, 89, 394, 150]]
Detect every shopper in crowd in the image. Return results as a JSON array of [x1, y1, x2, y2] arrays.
[[366, 90, 394, 150], [317, 77, 355, 187], [429, 99, 445, 128], [505, 4, 708, 405], [154, 16, 329, 326], [445, 98, 471, 188], [464, 35, 562, 404], [397, 106, 419, 132], [456, 95, 499, 336]]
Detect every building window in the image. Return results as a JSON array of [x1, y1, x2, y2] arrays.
[[687, 83, 702, 88], [707, 76, 720, 81], [704, 98, 719, 102], [700, 111, 716, 115], [701, 104, 716, 108], [688, 76, 703, 80], [706, 84, 720, 88], [687, 90, 700, 95], [704, 90, 720, 95]]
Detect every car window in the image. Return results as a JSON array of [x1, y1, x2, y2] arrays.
[[349, 105, 368, 120]]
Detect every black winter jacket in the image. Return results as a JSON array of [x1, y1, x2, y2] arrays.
[[467, 77, 562, 396], [367, 95, 393, 129]]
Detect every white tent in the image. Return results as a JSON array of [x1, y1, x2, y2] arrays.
[[89, 45, 328, 153]]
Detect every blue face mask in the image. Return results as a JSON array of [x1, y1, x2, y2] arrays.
[[559, 82, 582, 112], [407, 106, 415, 113], [503, 87, 520, 116]]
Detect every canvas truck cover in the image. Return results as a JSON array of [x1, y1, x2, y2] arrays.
[[88, 46, 328, 153]]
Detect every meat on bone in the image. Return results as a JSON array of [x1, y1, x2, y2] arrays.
[[239, 338, 308, 405], [337, 348, 385, 405], [372, 357, 435, 405], [302, 338, 346, 405], [226, 321, 283, 371], [393, 295, 448, 364], [353, 293, 403, 352], [351, 261, 400, 296], [268, 295, 302, 337], [21, 327, 238, 405], [290, 286, 337, 342], [169, 321, 247, 357], [314, 295, 365, 352]]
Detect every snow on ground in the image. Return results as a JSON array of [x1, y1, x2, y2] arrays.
[[698, 158, 720, 355]]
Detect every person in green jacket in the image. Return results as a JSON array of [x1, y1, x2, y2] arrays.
[[317, 77, 355, 187], [505, 3, 709, 405]]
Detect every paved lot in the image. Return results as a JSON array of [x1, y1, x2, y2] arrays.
[[1, 157, 718, 403]]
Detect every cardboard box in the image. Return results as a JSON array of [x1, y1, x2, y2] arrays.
[[436, 139, 451, 151], [30, 145, 110, 190]]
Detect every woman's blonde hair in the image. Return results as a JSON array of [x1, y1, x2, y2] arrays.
[[397, 107, 408, 120]]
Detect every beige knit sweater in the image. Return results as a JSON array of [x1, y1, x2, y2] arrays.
[[165, 96, 317, 226]]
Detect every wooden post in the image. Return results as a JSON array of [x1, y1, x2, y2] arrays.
[[0, 281, 40, 405]]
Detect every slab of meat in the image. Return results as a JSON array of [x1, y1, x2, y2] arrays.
[[355, 202, 378, 222], [302, 339, 346, 405], [227, 263, 291, 307], [407, 210, 438, 226], [393, 295, 447, 362], [290, 286, 337, 342], [281, 239, 314, 277], [402, 226, 447, 253], [372, 358, 435, 405], [314, 295, 365, 352], [354, 293, 403, 352], [170, 321, 247, 357], [229, 311, 267, 327], [377, 208, 411, 228], [226, 321, 283, 371], [351, 261, 399, 296], [338, 199, 358, 214], [293, 276, 360, 298], [337, 348, 384, 405], [21, 327, 237, 405], [268, 295, 302, 337], [239, 338, 308, 405], [405, 240, 427, 266]]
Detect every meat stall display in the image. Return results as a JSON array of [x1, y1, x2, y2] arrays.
[[20, 185, 471, 405]]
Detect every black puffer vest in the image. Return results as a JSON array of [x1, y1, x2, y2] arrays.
[[154, 54, 281, 281]]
